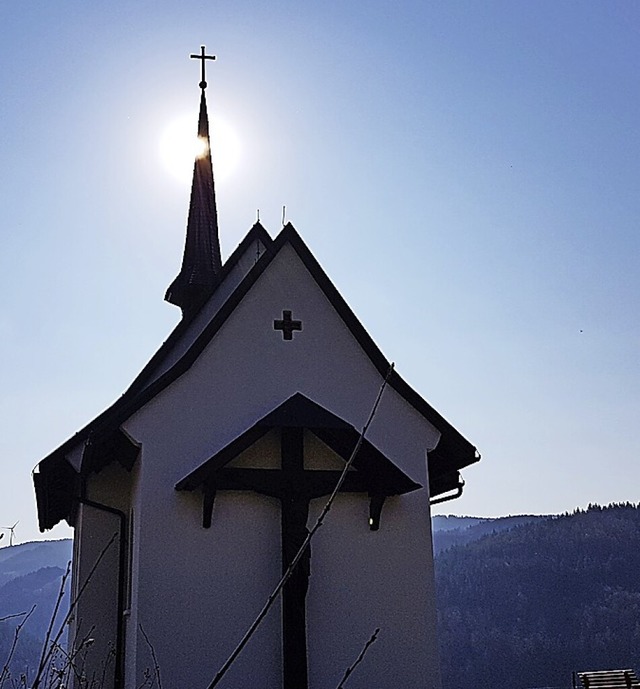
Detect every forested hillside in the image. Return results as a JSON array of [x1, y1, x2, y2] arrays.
[[0, 540, 72, 681], [432, 514, 548, 554], [2, 507, 640, 688], [436, 503, 640, 689]]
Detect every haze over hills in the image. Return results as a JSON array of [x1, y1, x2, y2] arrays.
[[431, 514, 549, 554], [0, 540, 72, 585], [1, 506, 639, 688]]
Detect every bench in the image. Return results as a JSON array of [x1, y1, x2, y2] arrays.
[[576, 669, 640, 689]]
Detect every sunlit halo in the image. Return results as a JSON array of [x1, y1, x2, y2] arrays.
[[195, 136, 208, 159], [160, 113, 241, 185]]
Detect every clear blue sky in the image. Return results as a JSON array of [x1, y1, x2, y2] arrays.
[[1, 1, 639, 544]]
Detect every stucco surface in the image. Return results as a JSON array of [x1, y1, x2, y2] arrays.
[[114, 242, 442, 688]]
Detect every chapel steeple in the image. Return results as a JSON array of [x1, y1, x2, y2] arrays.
[[165, 46, 222, 315]]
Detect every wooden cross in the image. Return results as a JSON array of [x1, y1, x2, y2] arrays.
[[274, 310, 302, 340], [190, 45, 216, 89], [176, 394, 421, 689], [202, 427, 384, 689]]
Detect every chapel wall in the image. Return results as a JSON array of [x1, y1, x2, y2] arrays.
[[129, 443, 284, 688], [71, 462, 134, 689], [120, 243, 442, 687]]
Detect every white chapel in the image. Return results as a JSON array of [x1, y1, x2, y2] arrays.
[[34, 48, 479, 689]]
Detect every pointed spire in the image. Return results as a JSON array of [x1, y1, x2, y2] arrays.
[[165, 47, 222, 315]]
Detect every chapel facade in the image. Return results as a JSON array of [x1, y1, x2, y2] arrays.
[[34, 49, 479, 689]]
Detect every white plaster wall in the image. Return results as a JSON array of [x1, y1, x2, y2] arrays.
[[128, 243, 441, 480], [307, 491, 440, 689], [71, 462, 133, 689], [121, 241, 442, 688], [130, 448, 283, 689]]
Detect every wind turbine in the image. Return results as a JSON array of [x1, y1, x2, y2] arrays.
[[1, 522, 18, 546]]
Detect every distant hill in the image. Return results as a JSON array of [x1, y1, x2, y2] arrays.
[[0, 539, 72, 586], [432, 514, 549, 554], [435, 503, 640, 689], [0, 539, 72, 681], [3, 507, 640, 689]]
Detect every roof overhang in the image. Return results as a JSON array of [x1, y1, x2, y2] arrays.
[[34, 222, 479, 531], [33, 427, 139, 532], [176, 392, 423, 496]]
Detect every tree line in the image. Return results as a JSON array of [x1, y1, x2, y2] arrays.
[[436, 503, 640, 689]]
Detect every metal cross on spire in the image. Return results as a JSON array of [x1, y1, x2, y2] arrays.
[[166, 44, 221, 313], [190, 45, 216, 89]]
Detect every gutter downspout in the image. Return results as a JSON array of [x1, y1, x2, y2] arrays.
[[429, 479, 465, 506], [77, 489, 127, 689]]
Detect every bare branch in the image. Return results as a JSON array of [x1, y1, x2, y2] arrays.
[[207, 364, 394, 689], [47, 624, 97, 688], [35, 561, 71, 682], [0, 605, 36, 689], [67, 625, 96, 667], [0, 614, 28, 625], [97, 643, 116, 689], [336, 628, 380, 689], [139, 625, 163, 689], [136, 668, 154, 689], [32, 531, 118, 689]]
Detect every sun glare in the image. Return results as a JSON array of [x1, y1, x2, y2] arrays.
[[160, 113, 241, 185], [195, 136, 209, 159]]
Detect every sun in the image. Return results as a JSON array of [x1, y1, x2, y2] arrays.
[[160, 113, 241, 185]]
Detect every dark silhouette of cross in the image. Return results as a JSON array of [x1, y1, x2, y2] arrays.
[[274, 310, 302, 340], [176, 394, 421, 689], [190, 45, 216, 89], [201, 427, 381, 689]]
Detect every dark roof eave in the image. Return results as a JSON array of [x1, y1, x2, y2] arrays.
[[176, 392, 422, 496], [33, 456, 79, 532]]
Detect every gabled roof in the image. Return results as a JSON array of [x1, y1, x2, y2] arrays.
[[176, 392, 422, 496], [34, 222, 479, 531]]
